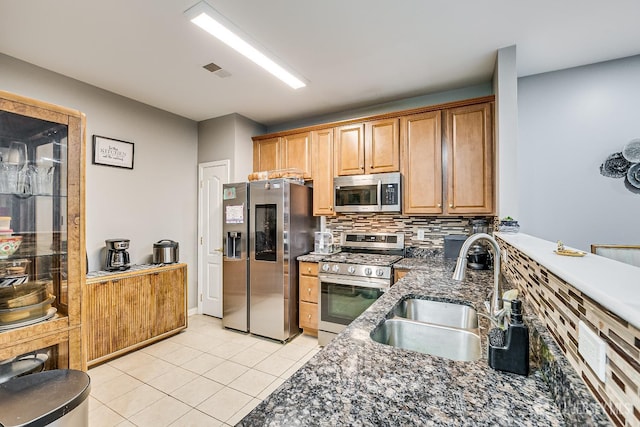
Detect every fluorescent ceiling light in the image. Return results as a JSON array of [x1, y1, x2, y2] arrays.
[[184, 1, 306, 89]]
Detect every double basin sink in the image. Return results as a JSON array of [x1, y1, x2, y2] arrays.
[[370, 297, 482, 361]]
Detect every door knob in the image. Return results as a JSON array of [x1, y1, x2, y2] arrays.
[[214, 247, 223, 253]]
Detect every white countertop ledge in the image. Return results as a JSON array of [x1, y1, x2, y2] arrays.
[[495, 232, 640, 330]]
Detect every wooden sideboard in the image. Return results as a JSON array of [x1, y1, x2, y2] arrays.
[[84, 263, 187, 367]]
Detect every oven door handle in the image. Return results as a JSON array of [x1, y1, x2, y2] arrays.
[[319, 274, 389, 290], [377, 179, 382, 211]]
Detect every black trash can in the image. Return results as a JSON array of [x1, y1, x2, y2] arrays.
[[0, 369, 90, 427]]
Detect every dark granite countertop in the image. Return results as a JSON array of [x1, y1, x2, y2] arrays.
[[86, 263, 178, 279], [297, 254, 327, 263], [240, 257, 608, 426]]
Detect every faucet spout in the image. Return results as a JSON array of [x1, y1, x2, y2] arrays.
[[452, 233, 502, 320]]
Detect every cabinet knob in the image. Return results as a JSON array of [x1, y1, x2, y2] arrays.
[[307, 287, 312, 294], [307, 267, 311, 273], [307, 314, 312, 320], [437, 203, 442, 208], [370, 165, 373, 168], [329, 206, 333, 210], [449, 204, 454, 208]]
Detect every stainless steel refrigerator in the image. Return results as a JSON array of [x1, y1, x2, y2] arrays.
[[222, 182, 250, 332], [249, 179, 316, 341]]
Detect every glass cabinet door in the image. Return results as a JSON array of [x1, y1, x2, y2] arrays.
[[0, 109, 68, 328]]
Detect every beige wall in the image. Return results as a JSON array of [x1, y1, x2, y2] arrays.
[[0, 53, 201, 309]]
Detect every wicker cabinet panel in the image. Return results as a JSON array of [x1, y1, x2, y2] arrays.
[[85, 264, 187, 367], [84, 280, 112, 362], [111, 275, 154, 352], [152, 268, 187, 336]]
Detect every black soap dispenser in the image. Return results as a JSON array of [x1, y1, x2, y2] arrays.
[[488, 299, 529, 376]]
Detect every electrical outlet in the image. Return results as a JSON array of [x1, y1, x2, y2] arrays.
[[417, 229, 425, 240], [578, 321, 607, 382]]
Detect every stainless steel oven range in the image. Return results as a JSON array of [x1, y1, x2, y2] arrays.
[[318, 232, 404, 346]]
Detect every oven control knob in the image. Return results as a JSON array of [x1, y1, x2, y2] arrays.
[[364, 267, 372, 276], [332, 265, 340, 273], [321, 263, 330, 272], [347, 266, 356, 274], [376, 268, 384, 277]]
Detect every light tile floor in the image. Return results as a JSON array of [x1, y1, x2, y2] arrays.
[[88, 314, 320, 426]]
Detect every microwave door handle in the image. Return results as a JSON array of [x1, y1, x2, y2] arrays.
[[377, 179, 382, 211]]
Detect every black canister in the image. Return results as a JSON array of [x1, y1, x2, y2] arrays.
[[152, 240, 179, 264]]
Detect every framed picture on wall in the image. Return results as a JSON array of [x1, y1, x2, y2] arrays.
[[92, 135, 135, 169]]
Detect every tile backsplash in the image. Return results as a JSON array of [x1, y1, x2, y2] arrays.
[[325, 214, 493, 251], [498, 237, 640, 427]]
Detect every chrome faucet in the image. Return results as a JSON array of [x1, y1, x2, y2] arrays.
[[452, 233, 503, 323]]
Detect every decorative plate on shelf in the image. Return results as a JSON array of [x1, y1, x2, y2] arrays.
[[0, 307, 57, 331]]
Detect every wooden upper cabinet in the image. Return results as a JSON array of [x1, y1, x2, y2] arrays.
[[401, 111, 443, 214], [365, 118, 400, 174], [334, 123, 365, 175], [253, 137, 280, 172], [312, 128, 335, 216], [281, 132, 312, 179], [444, 103, 494, 214]]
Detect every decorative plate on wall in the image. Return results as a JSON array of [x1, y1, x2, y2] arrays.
[[627, 163, 640, 189], [622, 138, 640, 163], [599, 152, 631, 178]]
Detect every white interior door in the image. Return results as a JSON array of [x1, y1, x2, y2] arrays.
[[198, 160, 229, 317]]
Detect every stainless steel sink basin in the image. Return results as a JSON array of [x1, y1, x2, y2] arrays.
[[371, 318, 482, 361], [392, 298, 479, 329]]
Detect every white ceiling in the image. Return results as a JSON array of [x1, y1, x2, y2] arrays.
[[1, 0, 640, 126]]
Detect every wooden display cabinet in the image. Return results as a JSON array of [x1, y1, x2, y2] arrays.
[[0, 90, 85, 371]]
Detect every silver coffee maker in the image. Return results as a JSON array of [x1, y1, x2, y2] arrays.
[[105, 239, 131, 271]]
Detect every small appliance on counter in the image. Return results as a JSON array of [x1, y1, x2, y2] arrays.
[[313, 231, 336, 254], [104, 239, 131, 271], [467, 219, 491, 270], [152, 240, 179, 264]]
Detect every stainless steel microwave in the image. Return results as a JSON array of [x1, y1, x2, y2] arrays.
[[334, 172, 401, 213]]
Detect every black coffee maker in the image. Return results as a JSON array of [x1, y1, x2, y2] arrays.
[[105, 239, 131, 271]]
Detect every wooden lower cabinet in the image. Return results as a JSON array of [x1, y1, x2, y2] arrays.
[[298, 261, 318, 336], [394, 269, 409, 283], [85, 264, 187, 367]]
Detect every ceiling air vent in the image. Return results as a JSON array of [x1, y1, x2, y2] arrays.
[[203, 62, 231, 78]]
